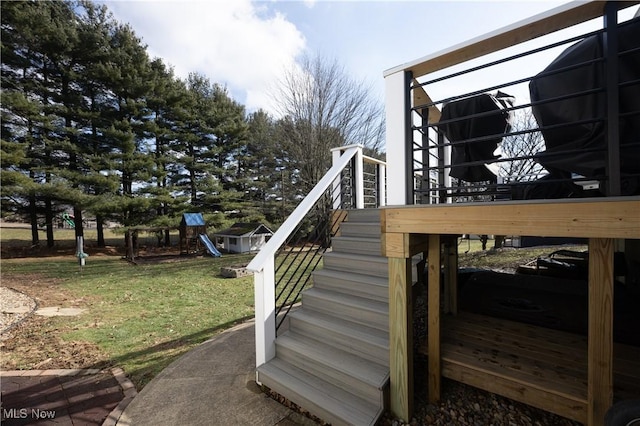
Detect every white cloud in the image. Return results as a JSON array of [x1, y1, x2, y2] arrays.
[[104, 0, 306, 114]]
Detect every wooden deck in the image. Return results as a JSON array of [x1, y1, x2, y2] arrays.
[[418, 312, 640, 424], [382, 197, 640, 425]]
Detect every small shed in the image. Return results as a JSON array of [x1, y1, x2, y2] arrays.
[[214, 223, 273, 254], [180, 213, 207, 254]]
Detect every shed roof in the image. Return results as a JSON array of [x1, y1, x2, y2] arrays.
[[182, 213, 206, 227], [214, 223, 273, 237]]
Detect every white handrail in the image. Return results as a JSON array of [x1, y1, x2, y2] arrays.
[[251, 144, 363, 372], [247, 145, 361, 273]]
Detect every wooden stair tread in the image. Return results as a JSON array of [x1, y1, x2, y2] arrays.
[[258, 358, 381, 426], [289, 309, 389, 347], [303, 287, 388, 313], [323, 251, 388, 264], [313, 268, 388, 287], [277, 331, 389, 389]]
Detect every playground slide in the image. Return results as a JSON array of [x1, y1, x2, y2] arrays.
[[199, 234, 221, 257]]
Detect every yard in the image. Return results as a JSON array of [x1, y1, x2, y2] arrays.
[[0, 225, 255, 389], [0, 224, 586, 392]]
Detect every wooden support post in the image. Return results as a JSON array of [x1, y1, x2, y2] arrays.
[[443, 236, 458, 315], [428, 234, 441, 403], [389, 255, 414, 422], [587, 238, 614, 426]]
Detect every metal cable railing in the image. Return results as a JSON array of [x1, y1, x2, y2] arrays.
[[248, 145, 386, 367], [409, 6, 640, 204], [273, 175, 349, 331]]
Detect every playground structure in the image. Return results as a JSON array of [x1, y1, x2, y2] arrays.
[[124, 226, 179, 262], [199, 234, 221, 257], [179, 213, 207, 255], [122, 213, 222, 262]]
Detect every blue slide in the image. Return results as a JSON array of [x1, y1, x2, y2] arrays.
[[199, 234, 222, 257]]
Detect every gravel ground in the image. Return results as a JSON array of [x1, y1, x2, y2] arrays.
[[376, 291, 581, 426], [0, 286, 37, 337]]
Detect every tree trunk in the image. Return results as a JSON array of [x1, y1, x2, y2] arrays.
[[96, 214, 105, 247], [74, 205, 84, 238], [29, 194, 39, 246], [45, 197, 54, 248]]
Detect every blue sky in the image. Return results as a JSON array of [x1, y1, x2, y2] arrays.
[[102, 1, 635, 115]]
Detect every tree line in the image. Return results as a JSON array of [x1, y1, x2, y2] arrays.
[[1, 1, 385, 248]]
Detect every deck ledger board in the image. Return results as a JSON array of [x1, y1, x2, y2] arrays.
[[382, 198, 640, 239]]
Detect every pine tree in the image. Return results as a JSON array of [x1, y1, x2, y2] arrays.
[[1, 0, 81, 246], [99, 22, 154, 227], [242, 110, 282, 225], [143, 59, 191, 244]]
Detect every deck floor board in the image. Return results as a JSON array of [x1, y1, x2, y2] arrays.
[[418, 312, 640, 423]]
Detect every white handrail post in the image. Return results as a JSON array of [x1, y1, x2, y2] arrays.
[[378, 163, 387, 207], [385, 70, 411, 205], [355, 146, 364, 209], [254, 256, 275, 374], [332, 148, 343, 210]]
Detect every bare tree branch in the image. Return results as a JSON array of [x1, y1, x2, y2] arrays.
[[272, 54, 385, 190]]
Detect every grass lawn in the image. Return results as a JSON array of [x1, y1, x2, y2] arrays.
[[1, 226, 585, 390], [458, 238, 586, 271], [1, 226, 257, 388]]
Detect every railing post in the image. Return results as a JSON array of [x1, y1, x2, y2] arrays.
[[603, 1, 620, 196], [378, 163, 386, 207], [254, 256, 276, 373], [385, 70, 412, 205], [332, 148, 343, 209], [355, 146, 365, 209]]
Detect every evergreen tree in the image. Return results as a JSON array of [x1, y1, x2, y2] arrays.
[[172, 73, 248, 226], [100, 22, 154, 227], [1, 0, 81, 246], [74, 1, 122, 246], [242, 110, 282, 225], [143, 58, 191, 244]]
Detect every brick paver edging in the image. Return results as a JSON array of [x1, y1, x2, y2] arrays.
[[0, 367, 137, 426], [102, 367, 137, 426]]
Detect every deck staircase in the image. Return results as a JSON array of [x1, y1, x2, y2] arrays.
[[256, 208, 391, 426]]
